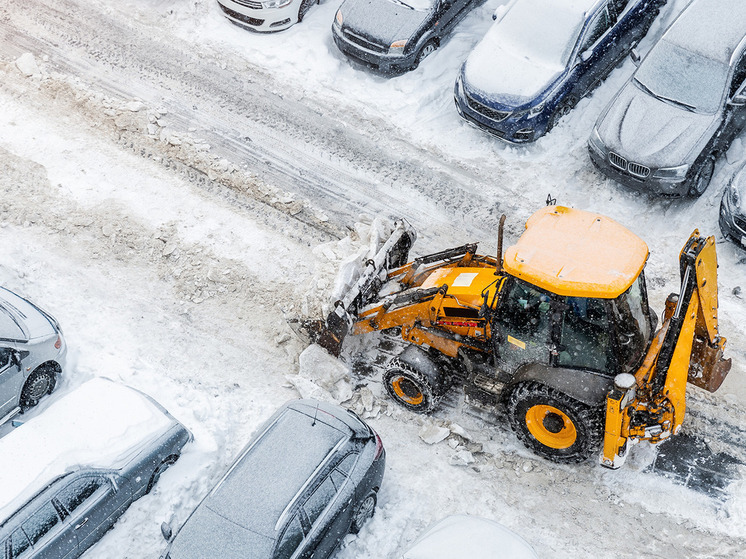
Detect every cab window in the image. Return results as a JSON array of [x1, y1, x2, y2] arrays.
[[0, 348, 11, 370], [275, 515, 303, 559], [558, 297, 612, 374], [495, 279, 553, 365], [9, 529, 31, 558], [611, 275, 651, 372], [303, 477, 335, 527], [55, 476, 105, 516], [20, 501, 61, 549]]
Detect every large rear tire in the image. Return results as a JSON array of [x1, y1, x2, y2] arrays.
[[383, 359, 440, 413], [508, 382, 602, 463]]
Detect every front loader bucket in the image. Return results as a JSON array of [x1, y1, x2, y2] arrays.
[[688, 336, 732, 392], [287, 311, 349, 357]]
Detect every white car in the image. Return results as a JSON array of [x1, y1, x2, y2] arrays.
[[216, 0, 318, 32], [402, 515, 539, 559]]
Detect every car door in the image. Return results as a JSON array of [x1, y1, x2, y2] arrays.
[[571, 2, 618, 97], [300, 475, 348, 559], [8, 499, 74, 559], [0, 347, 23, 416], [716, 52, 746, 150], [436, 0, 473, 36], [53, 474, 128, 556]]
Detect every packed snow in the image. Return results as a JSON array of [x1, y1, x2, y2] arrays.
[[1, 0, 746, 557]]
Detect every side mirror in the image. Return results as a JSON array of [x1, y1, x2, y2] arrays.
[[729, 93, 746, 106], [161, 522, 173, 542], [580, 50, 592, 62], [630, 48, 641, 65]]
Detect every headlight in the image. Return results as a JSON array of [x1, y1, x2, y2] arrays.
[[335, 9, 343, 26], [588, 128, 606, 156], [652, 164, 689, 181], [390, 39, 407, 53], [731, 184, 741, 207], [527, 102, 545, 119], [261, 0, 292, 8]]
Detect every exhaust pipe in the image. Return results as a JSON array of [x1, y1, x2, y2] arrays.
[[495, 214, 506, 275]]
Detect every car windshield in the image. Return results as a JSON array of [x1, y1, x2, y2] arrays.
[[634, 40, 729, 114], [391, 0, 436, 11], [497, 0, 584, 68]]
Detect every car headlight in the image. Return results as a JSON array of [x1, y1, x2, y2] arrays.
[[652, 164, 689, 181], [588, 128, 606, 156], [731, 184, 741, 207], [527, 102, 545, 119], [261, 0, 292, 8], [335, 9, 343, 26], [389, 39, 407, 53]]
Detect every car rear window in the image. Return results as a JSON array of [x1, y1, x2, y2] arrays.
[[207, 409, 347, 537]]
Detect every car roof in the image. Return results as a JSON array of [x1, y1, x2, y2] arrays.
[[662, 0, 746, 63], [0, 378, 176, 525], [204, 401, 352, 539], [503, 206, 649, 299]]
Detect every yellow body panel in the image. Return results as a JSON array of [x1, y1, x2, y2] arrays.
[[420, 267, 500, 308], [504, 206, 649, 298]]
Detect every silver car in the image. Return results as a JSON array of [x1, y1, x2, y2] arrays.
[[719, 160, 746, 248], [588, 0, 746, 197], [0, 378, 191, 559], [0, 287, 66, 424]]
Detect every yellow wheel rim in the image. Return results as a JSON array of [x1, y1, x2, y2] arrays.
[[525, 404, 577, 449], [391, 376, 424, 406]]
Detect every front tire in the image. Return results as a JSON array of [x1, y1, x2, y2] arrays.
[[297, 0, 313, 22], [413, 40, 437, 69], [146, 455, 179, 494], [687, 154, 716, 197], [350, 491, 377, 534], [547, 95, 578, 133], [508, 382, 602, 463], [383, 359, 440, 413], [20, 368, 56, 410]]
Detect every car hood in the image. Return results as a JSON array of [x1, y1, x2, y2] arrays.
[[462, 25, 563, 106], [340, 0, 429, 48], [167, 505, 274, 559], [597, 81, 716, 167], [0, 287, 56, 342]]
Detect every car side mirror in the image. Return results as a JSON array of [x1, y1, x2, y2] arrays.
[[580, 50, 592, 62], [161, 522, 173, 542], [630, 48, 641, 66], [729, 93, 746, 106]]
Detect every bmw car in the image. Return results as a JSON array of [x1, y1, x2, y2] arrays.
[[720, 161, 746, 248], [160, 399, 385, 559], [454, 0, 666, 143], [332, 0, 479, 74], [588, 0, 746, 197]]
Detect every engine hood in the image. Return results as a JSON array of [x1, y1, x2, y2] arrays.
[[462, 26, 563, 106], [340, 0, 429, 48], [597, 81, 716, 167], [0, 287, 56, 342]]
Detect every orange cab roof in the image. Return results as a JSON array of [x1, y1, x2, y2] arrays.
[[503, 206, 649, 299]]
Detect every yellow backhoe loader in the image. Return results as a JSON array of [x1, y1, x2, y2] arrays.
[[296, 206, 732, 468]]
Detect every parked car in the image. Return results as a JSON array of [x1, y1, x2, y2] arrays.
[[332, 0, 478, 74], [0, 287, 66, 424], [160, 399, 385, 559], [719, 160, 746, 248], [216, 0, 319, 33], [588, 0, 746, 196], [0, 378, 191, 559], [454, 0, 666, 143], [402, 515, 539, 559]]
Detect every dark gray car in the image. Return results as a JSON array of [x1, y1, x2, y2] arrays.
[[588, 0, 746, 196], [332, 0, 478, 74], [0, 287, 66, 425], [719, 160, 746, 248], [0, 378, 191, 559], [161, 399, 385, 559]]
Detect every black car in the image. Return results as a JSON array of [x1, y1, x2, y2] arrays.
[[332, 0, 478, 74], [588, 0, 746, 196], [161, 399, 385, 559], [720, 161, 746, 248]]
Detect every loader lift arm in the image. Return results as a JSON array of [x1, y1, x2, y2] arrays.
[[602, 232, 732, 468]]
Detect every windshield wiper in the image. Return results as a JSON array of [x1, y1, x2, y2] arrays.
[[634, 78, 697, 112]]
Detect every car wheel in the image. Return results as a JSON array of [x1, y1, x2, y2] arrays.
[[297, 0, 313, 22], [350, 491, 377, 534], [20, 368, 56, 410], [146, 454, 179, 494], [383, 359, 441, 413], [547, 95, 578, 133], [688, 154, 716, 197], [413, 40, 437, 69], [508, 382, 603, 463]]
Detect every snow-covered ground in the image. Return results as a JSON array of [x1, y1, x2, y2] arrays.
[[2, 0, 746, 557]]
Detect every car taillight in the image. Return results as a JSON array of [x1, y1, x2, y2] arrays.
[[54, 336, 62, 349], [373, 428, 383, 460]]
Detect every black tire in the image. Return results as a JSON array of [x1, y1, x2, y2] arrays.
[[350, 491, 377, 534], [413, 40, 437, 69], [507, 382, 603, 463], [146, 454, 179, 494], [687, 154, 716, 197], [547, 95, 578, 133], [383, 359, 442, 413], [297, 0, 312, 22], [20, 368, 56, 410]]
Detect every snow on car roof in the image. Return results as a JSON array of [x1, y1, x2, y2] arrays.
[[662, 0, 746, 62], [503, 206, 649, 299], [0, 378, 174, 525]]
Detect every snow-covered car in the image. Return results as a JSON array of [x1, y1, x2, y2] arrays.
[[588, 0, 746, 197], [160, 399, 385, 559], [401, 515, 538, 559], [719, 161, 746, 248], [331, 0, 478, 74], [0, 378, 191, 559], [216, 0, 318, 33], [454, 0, 665, 143], [0, 286, 66, 424]]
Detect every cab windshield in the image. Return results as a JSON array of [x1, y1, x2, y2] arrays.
[[610, 274, 652, 373]]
